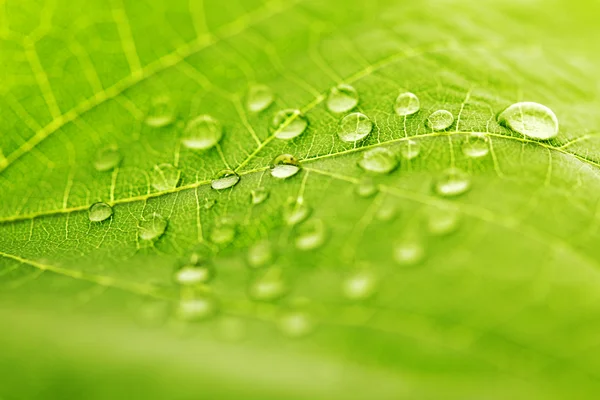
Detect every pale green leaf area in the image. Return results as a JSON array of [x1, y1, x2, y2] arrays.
[[1, 0, 600, 398]]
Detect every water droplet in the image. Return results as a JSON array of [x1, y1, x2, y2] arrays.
[[295, 219, 326, 251], [174, 264, 213, 285], [338, 112, 373, 142], [278, 309, 316, 338], [251, 187, 269, 204], [211, 169, 240, 190], [89, 202, 113, 222], [327, 83, 359, 113], [151, 164, 180, 191], [270, 154, 300, 179], [248, 268, 287, 301], [204, 199, 216, 209], [375, 202, 397, 222], [246, 84, 274, 113], [426, 110, 454, 131], [497, 101, 558, 140], [247, 240, 274, 268], [284, 198, 311, 225], [209, 218, 237, 245], [355, 178, 378, 198], [342, 271, 378, 300], [182, 115, 223, 150], [145, 97, 175, 128], [138, 213, 168, 241], [177, 296, 218, 321], [394, 92, 420, 116], [434, 168, 471, 197], [394, 240, 425, 266], [462, 133, 489, 158], [273, 109, 307, 140], [427, 207, 461, 236], [94, 147, 121, 172], [358, 147, 398, 174], [400, 139, 421, 160]]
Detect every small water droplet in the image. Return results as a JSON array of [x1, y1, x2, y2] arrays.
[[251, 187, 269, 204], [355, 178, 378, 198], [211, 169, 240, 190], [497, 101, 558, 140], [342, 271, 378, 300], [247, 240, 274, 268], [271, 154, 300, 179], [182, 115, 223, 150], [177, 296, 218, 321], [462, 133, 489, 158], [151, 163, 180, 191], [247, 84, 274, 113], [427, 207, 461, 236], [145, 97, 175, 128], [204, 199, 216, 209], [394, 92, 420, 116], [358, 147, 398, 174], [434, 168, 471, 197], [393, 240, 425, 265], [284, 198, 311, 225], [248, 268, 287, 301], [338, 112, 373, 143], [327, 83, 359, 113], [375, 202, 397, 222], [400, 139, 421, 160], [94, 147, 121, 172], [426, 110, 454, 131], [273, 109, 307, 140], [89, 202, 113, 222], [138, 213, 168, 241], [295, 219, 326, 251], [209, 217, 237, 245], [278, 309, 316, 338], [174, 264, 213, 285]]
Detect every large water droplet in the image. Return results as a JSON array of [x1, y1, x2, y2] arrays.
[[327, 83, 359, 113], [462, 133, 489, 158], [247, 84, 274, 113], [338, 112, 373, 143], [295, 219, 326, 251], [209, 218, 237, 245], [89, 202, 113, 222], [394, 92, 420, 116], [177, 296, 217, 321], [434, 168, 471, 197], [94, 147, 122, 172], [426, 110, 454, 131], [284, 199, 311, 225], [145, 97, 175, 128], [182, 115, 223, 150], [427, 207, 461, 236], [497, 101, 558, 140], [139, 213, 168, 241], [400, 139, 421, 160], [248, 268, 287, 301], [277, 309, 316, 338], [273, 109, 307, 140], [151, 164, 180, 191], [211, 169, 240, 190], [271, 154, 300, 179], [342, 271, 378, 300], [394, 240, 425, 265], [247, 240, 274, 268], [174, 262, 214, 285], [355, 178, 378, 198], [251, 187, 269, 204], [358, 147, 398, 174]]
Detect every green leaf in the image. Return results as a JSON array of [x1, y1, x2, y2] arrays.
[[1, 0, 600, 398]]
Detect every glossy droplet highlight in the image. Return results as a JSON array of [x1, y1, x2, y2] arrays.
[[246, 84, 274, 113], [400, 139, 420, 160], [251, 187, 269, 204], [177, 296, 217, 321], [355, 178, 378, 198], [183, 115, 223, 150], [174, 265, 213, 285], [462, 133, 489, 158], [247, 240, 274, 268], [394, 92, 420, 116], [426, 110, 454, 131], [427, 207, 461, 236], [145, 97, 175, 128], [138, 213, 167, 241], [434, 168, 471, 197], [338, 112, 373, 142], [278, 309, 316, 338], [273, 109, 307, 140], [249, 268, 287, 302], [295, 219, 326, 251], [94, 147, 121, 172], [151, 164, 180, 191], [284, 199, 311, 225], [497, 101, 558, 140], [271, 154, 300, 179], [358, 147, 398, 174], [375, 202, 397, 222], [343, 271, 378, 300], [211, 169, 240, 190], [327, 83, 358, 113], [394, 240, 425, 266], [89, 202, 112, 222], [209, 218, 237, 245]]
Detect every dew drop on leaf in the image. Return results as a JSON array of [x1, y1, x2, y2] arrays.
[[145, 97, 175, 128], [295, 219, 327, 251], [284, 199, 311, 225], [355, 177, 378, 198], [375, 201, 397, 222], [338, 112, 373, 142], [272, 109, 307, 140], [88, 202, 113, 222], [138, 213, 168, 241], [462, 133, 489, 158], [151, 163, 180, 191], [174, 264, 213, 285], [94, 147, 121, 172], [247, 240, 274, 268], [246, 84, 274, 113], [426, 110, 454, 131], [204, 199, 216, 209], [358, 147, 398, 174], [277, 309, 316, 338], [270, 154, 301, 179], [393, 240, 425, 265], [427, 206, 461, 236], [326, 83, 359, 113], [248, 268, 287, 302], [394, 92, 420, 116], [211, 169, 240, 190], [400, 139, 421, 160], [251, 187, 269, 204], [209, 218, 237, 245], [182, 115, 223, 150], [342, 271, 378, 300], [176, 296, 218, 321], [434, 168, 471, 197], [497, 101, 559, 140]]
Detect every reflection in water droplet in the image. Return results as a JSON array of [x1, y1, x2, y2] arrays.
[[426, 110, 454, 131], [177, 296, 217, 321], [271, 154, 300, 179], [497, 101, 558, 140], [462, 133, 489, 158], [394, 240, 425, 265], [182, 115, 223, 150], [251, 187, 269, 204], [394, 92, 420, 116], [174, 264, 213, 285], [209, 218, 237, 245], [375, 201, 397, 222], [94, 147, 122, 172], [295, 219, 326, 251], [247, 84, 274, 113], [338, 112, 373, 143], [273, 109, 307, 140], [358, 147, 398, 174], [89, 202, 113, 222], [211, 169, 240, 190], [284, 199, 311, 225], [247, 240, 274, 268], [327, 83, 359, 113], [355, 178, 378, 198], [427, 207, 461, 236], [139, 213, 168, 240], [400, 139, 421, 160], [151, 164, 180, 191], [278, 309, 316, 338], [343, 271, 378, 300], [145, 97, 175, 127], [434, 168, 471, 197], [248, 268, 287, 301]]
